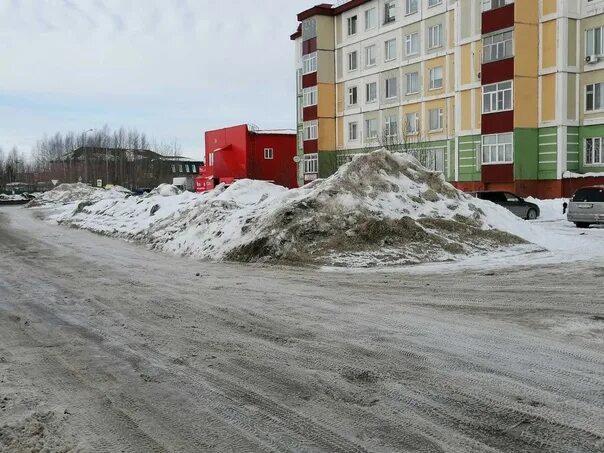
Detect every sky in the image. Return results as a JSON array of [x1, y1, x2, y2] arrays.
[[0, 0, 314, 159]]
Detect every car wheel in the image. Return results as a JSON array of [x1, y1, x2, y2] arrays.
[[526, 209, 538, 220], [575, 223, 590, 229]]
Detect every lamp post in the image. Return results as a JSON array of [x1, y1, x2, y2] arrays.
[[82, 129, 94, 184]]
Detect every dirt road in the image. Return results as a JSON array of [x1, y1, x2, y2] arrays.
[[1, 206, 603, 452]]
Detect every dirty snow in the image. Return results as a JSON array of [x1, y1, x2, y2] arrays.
[[27, 183, 131, 207], [34, 150, 546, 267]]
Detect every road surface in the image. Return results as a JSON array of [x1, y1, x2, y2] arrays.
[[1, 206, 603, 452]]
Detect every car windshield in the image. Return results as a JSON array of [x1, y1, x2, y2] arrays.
[[573, 188, 604, 202]]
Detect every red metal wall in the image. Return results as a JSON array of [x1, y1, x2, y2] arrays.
[[248, 134, 298, 189], [204, 125, 248, 180], [203, 125, 298, 189]]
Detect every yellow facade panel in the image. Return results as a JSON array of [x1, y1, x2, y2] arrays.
[[474, 88, 482, 130], [541, 74, 556, 122], [515, 0, 539, 24], [318, 83, 335, 118], [318, 118, 336, 151], [515, 23, 539, 77], [336, 83, 344, 115], [542, 20, 557, 69], [460, 90, 472, 132], [515, 77, 539, 127], [461, 44, 472, 86], [542, 0, 557, 16], [336, 117, 344, 149]]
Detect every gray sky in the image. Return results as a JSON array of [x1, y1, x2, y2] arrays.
[[0, 0, 313, 158]]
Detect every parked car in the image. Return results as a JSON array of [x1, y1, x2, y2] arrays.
[[566, 186, 604, 228], [469, 191, 540, 220]]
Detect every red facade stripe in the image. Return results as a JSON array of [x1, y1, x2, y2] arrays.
[[482, 164, 514, 184], [303, 105, 318, 121], [482, 4, 514, 34], [302, 72, 317, 88], [482, 110, 514, 135], [481, 58, 514, 85], [303, 139, 318, 153], [302, 38, 317, 56]]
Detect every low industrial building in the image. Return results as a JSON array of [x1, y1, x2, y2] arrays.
[[46, 147, 203, 191], [197, 125, 298, 191]]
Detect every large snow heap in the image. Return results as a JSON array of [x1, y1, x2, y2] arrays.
[[47, 150, 529, 267], [27, 183, 131, 207]]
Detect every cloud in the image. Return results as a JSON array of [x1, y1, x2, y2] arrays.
[[0, 0, 313, 156]]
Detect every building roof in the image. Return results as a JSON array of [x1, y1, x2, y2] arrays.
[[292, 0, 373, 39]]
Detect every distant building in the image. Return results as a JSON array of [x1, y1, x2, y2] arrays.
[[47, 147, 203, 191], [292, 0, 604, 197], [197, 125, 298, 192]]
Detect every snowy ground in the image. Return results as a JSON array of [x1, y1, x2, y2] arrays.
[[0, 206, 603, 452]]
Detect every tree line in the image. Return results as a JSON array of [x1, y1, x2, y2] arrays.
[[1, 126, 183, 189]]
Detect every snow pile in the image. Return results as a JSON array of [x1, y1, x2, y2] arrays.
[[147, 184, 182, 197], [525, 197, 567, 222], [0, 193, 30, 202], [27, 183, 131, 207], [47, 150, 540, 267]]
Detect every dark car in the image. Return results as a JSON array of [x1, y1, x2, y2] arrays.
[[469, 191, 540, 220]]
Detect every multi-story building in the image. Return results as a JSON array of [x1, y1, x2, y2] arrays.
[[291, 0, 604, 197]]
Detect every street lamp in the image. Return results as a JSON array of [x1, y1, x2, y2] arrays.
[[82, 129, 95, 184]]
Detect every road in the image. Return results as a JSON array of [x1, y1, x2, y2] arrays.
[[1, 206, 603, 452]]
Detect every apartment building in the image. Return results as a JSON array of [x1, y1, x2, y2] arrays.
[[291, 0, 604, 197]]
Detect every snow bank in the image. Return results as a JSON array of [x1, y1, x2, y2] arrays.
[[147, 184, 182, 197], [27, 183, 131, 207], [0, 193, 30, 202], [525, 197, 567, 222], [44, 150, 544, 267]]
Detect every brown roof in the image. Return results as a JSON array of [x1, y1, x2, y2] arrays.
[[291, 0, 373, 40]]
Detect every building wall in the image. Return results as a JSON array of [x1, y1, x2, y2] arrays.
[[293, 0, 604, 197]]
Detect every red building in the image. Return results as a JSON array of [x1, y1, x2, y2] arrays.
[[196, 125, 298, 192]]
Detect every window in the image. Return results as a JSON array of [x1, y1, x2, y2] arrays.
[[348, 51, 358, 71], [348, 86, 358, 105], [482, 0, 513, 11], [303, 52, 317, 74], [384, 0, 396, 24], [572, 186, 604, 202], [303, 86, 317, 107], [304, 153, 318, 174], [263, 148, 274, 160], [385, 77, 398, 98], [406, 72, 419, 94], [185, 164, 190, 173], [428, 0, 443, 7], [208, 153, 214, 166], [178, 164, 183, 173], [171, 164, 176, 173], [365, 45, 376, 67], [385, 115, 398, 137], [365, 8, 377, 30], [385, 39, 397, 61], [585, 137, 604, 165], [586, 83, 603, 112], [191, 165, 197, 174], [303, 120, 318, 141], [405, 32, 419, 56], [483, 81, 513, 113], [348, 122, 359, 141], [483, 30, 513, 63], [405, 112, 419, 134], [428, 24, 443, 49], [482, 133, 513, 164], [347, 15, 358, 36], [366, 119, 378, 139], [366, 82, 377, 102], [405, 0, 418, 15], [429, 108, 443, 131], [586, 27, 604, 56], [429, 67, 443, 89]]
